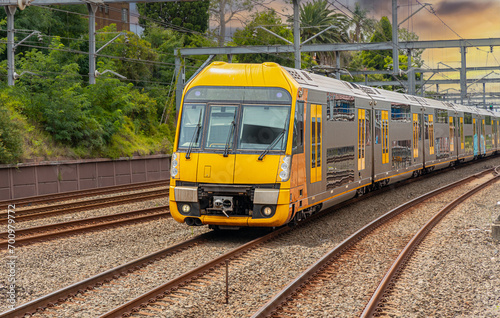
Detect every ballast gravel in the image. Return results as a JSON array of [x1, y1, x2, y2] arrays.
[[1, 158, 500, 316], [383, 178, 500, 317]]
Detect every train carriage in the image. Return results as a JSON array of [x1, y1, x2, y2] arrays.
[[169, 62, 500, 229]]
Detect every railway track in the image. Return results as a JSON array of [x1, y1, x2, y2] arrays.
[[0, 206, 170, 248], [0, 231, 259, 318], [1, 163, 497, 317], [0, 188, 168, 222], [360, 168, 500, 317], [250, 168, 499, 318], [0, 180, 168, 210], [0, 180, 370, 317]]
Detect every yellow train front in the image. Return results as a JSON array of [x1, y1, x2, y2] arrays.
[[170, 62, 300, 228]]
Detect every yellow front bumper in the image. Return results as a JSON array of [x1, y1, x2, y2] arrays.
[[169, 186, 292, 227]]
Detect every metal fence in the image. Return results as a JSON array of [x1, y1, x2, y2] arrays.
[[0, 155, 170, 200]]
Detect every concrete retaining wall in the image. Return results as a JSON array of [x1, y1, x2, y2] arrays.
[[0, 155, 170, 200]]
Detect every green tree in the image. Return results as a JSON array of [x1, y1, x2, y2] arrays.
[[137, 1, 209, 33], [94, 25, 158, 86], [231, 10, 295, 66], [360, 16, 393, 70], [348, 2, 376, 43], [210, 0, 262, 46], [296, 0, 350, 66], [0, 5, 87, 56], [0, 92, 23, 164]]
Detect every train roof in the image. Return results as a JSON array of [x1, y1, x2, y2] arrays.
[[191, 63, 497, 118], [283, 66, 495, 115]]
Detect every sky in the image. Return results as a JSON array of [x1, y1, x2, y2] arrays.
[[255, 0, 500, 103], [353, 0, 500, 41]]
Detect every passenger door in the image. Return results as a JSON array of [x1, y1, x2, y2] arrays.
[[356, 98, 372, 183]]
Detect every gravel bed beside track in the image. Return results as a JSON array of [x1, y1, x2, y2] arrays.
[[1, 158, 500, 316], [140, 176, 487, 318], [32, 234, 259, 318], [13, 185, 168, 212], [15, 197, 169, 230], [382, 179, 500, 317], [0, 215, 210, 313]]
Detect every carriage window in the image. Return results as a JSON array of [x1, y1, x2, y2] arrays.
[[326, 146, 355, 189], [375, 110, 381, 144], [485, 116, 492, 126], [365, 109, 371, 146], [435, 137, 450, 159], [392, 140, 411, 169], [435, 109, 448, 123], [464, 135, 473, 154], [391, 104, 411, 122], [292, 101, 304, 153], [424, 114, 429, 140], [331, 94, 355, 121], [464, 113, 472, 124]]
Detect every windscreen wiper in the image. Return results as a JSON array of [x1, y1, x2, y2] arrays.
[[258, 128, 286, 161], [223, 113, 237, 157], [185, 109, 203, 159]]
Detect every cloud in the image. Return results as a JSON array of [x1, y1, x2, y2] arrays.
[[434, 1, 496, 16], [344, 0, 391, 16]]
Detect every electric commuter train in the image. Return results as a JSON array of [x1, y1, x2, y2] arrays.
[[169, 62, 499, 229]]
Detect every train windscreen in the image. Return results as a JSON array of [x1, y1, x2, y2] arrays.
[[238, 105, 290, 150], [178, 87, 292, 152]]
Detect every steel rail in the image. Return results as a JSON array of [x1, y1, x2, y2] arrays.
[[250, 168, 495, 318], [0, 168, 375, 317], [0, 189, 168, 221], [1, 162, 494, 318], [98, 226, 292, 318], [0, 180, 168, 209], [0, 233, 214, 318], [360, 173, 500, 317], [0, 206, 170, 248]]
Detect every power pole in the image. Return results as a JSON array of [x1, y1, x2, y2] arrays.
[[407, 50, 414, 95], [460, 46, 467, 105], [293, 0, 300, 69], [6, 6, 16, 86], [392, 0, 399, 76], [88, 3, 97, 84]]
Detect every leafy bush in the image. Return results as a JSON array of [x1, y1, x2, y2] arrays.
[[0, 91, 23, 164]]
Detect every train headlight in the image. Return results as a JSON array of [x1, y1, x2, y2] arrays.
[[262, 206, 273, 217], [171, 153, 179, 178], [277, 155, 291, 182], [181, 204, 191, 213]]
